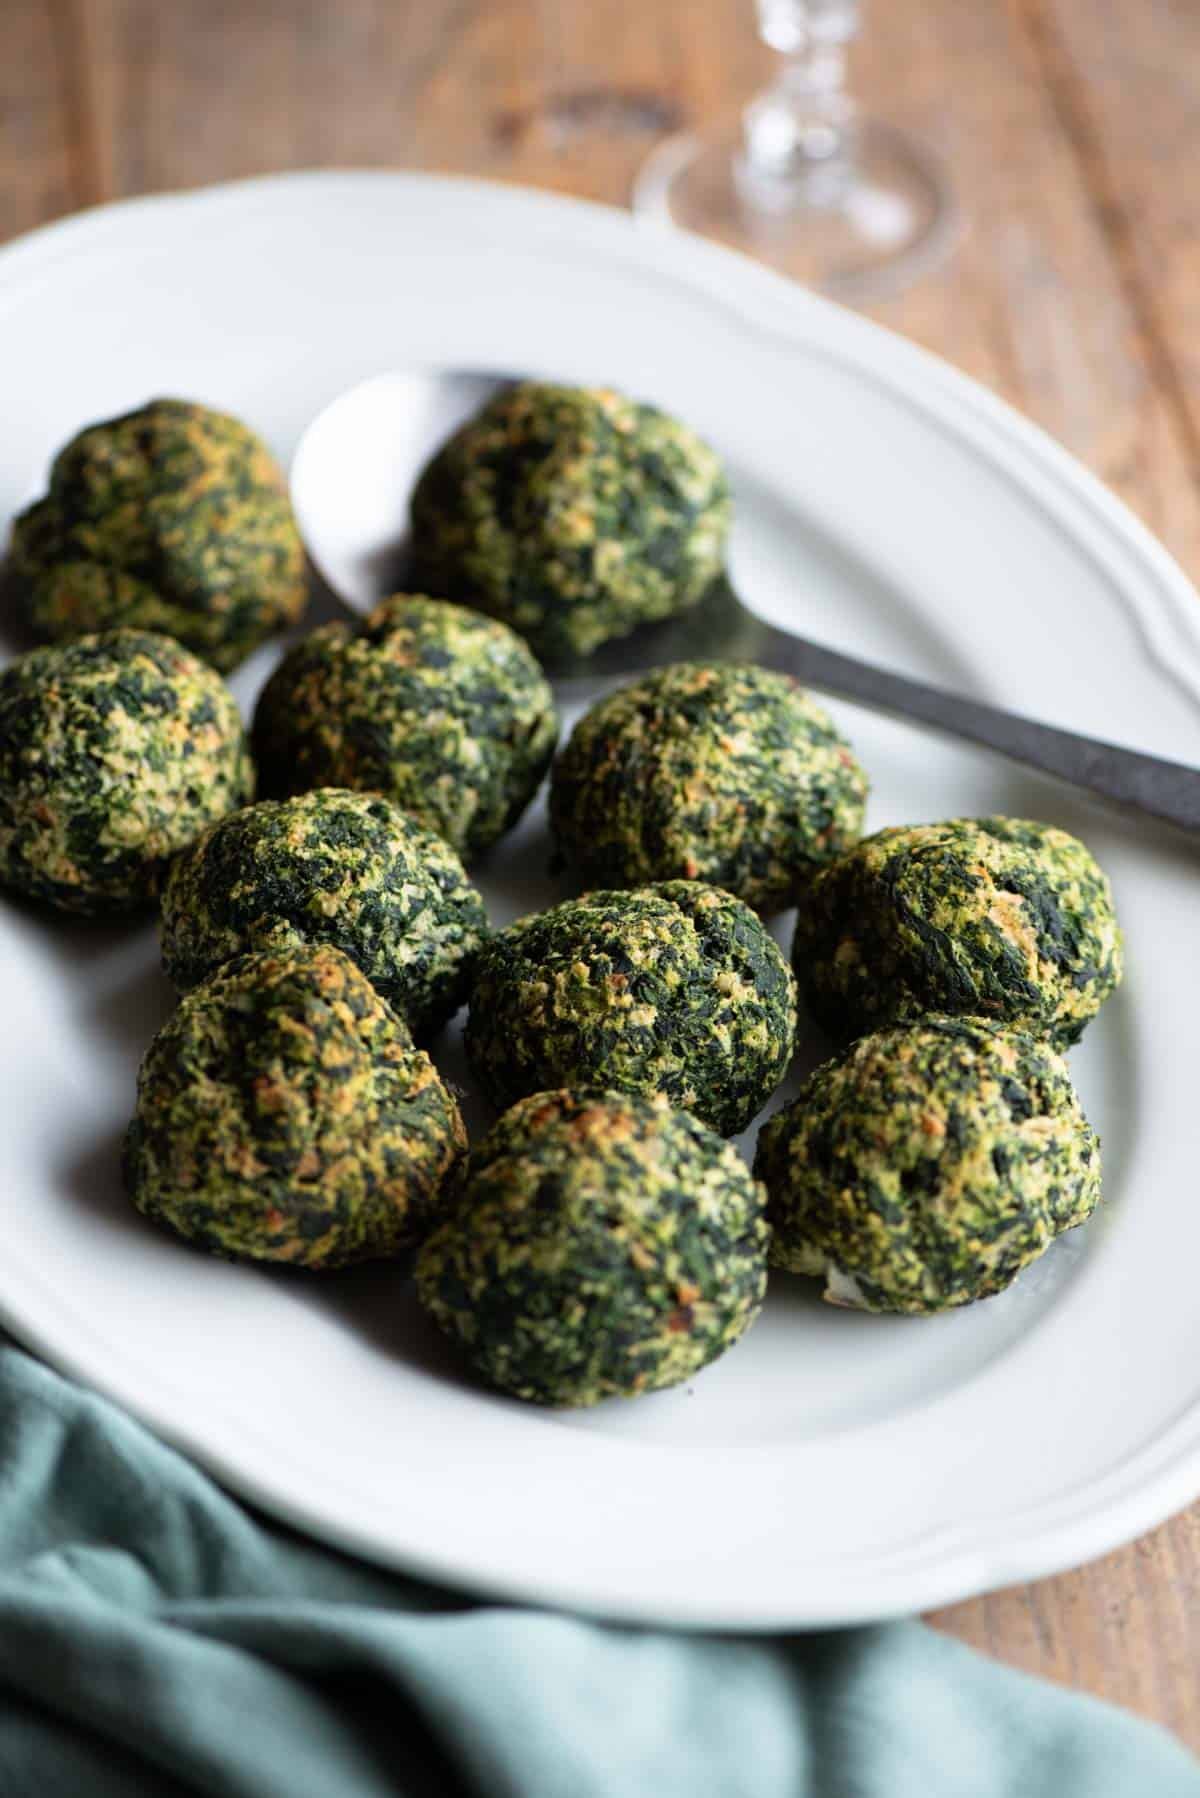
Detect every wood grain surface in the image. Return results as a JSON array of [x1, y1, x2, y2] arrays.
[[3, 0, 1198, 1752]]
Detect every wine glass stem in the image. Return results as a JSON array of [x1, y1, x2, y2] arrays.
[[741, 1, 862, 209]]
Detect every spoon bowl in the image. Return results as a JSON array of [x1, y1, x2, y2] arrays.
[[289, 364, 768, 690], [290, 367, 504, 615]]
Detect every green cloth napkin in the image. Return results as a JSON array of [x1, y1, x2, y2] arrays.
[[0, 1342, 1195, 1797]]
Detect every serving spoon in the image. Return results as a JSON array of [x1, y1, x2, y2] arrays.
[[291, 367, 1200, 834]]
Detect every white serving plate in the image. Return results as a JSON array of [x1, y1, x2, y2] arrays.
[[1, 172, 1198, 1629]]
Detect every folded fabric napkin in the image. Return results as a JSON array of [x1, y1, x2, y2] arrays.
[[0, 1341, 1195, 1798]]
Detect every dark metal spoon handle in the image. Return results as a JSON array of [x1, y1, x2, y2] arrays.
[[755, 621, 1200, 834]]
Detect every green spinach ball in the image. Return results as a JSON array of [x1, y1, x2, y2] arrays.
[[409, 382, 731, 661], [416, 1089, 769, 1406], [550, 661, 868, 912], [466, 881, 797, 1136], [124, 944, 466, 1269], [793, 817, 1123, 1048], [252, 594, 558, 860], [754, 1015, 1101, 1313], [0, 630, 253, 916], [9, 399, 307, 671], [160, 788, 487, 1037]]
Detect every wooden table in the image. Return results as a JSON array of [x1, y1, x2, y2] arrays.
[[4, 0, 1198, 1752]]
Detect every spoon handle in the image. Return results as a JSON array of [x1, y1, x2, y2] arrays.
[[757, 622, 1200, 834]]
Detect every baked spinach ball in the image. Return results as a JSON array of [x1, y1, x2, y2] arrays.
[[416, 1089, 769, 1406], [550, 661, 868, 912], [793, 817, 1122, 1048], [124, 944, 466, 1269], [160, 788, 487, 1037], [754, 1015, 1100, 1313], [0, 630, 253, 916], [252, 594, 558, 860], [466, 881, 797, 1136], [408, 382, 731, 661], [9, 399, 307, 671]]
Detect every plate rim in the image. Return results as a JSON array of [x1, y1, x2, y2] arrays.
[[2, 169, 1199, 1628]]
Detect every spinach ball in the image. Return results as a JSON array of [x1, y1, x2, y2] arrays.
[[550, 661, 868, 912], [160, 788, 488, 1037], [754, 1015, 1101, 1313], [124, 944, 466, 1269], [409, 382, 730, 661], [252, 594, 558, 860], [793, 817, 1123, 1048], [416, 1089, 769, 1406], [9, 399, 307, 671], [0, 630, 253, 916], [466, 881, 797, 1136]]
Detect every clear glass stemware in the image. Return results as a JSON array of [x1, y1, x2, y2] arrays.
[[633, 0, 959, 303]]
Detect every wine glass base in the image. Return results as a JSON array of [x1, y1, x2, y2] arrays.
[[633, 117, 960, 304]]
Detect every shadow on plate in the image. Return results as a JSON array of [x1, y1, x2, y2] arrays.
[[1, 884, 153, 959], [424, 1024, 497, 1143], [469, 811, 568, 924], [59, 1123, 160, 1248], [0, 558, 39, 662], [298, 1262, 488, 1400], [84, 938, 177, 1054], [61, 1119, 494, 1402], [299, 558, 356, 633]]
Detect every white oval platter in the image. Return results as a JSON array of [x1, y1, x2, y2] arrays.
[[1, 172, 1198, 1627]]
